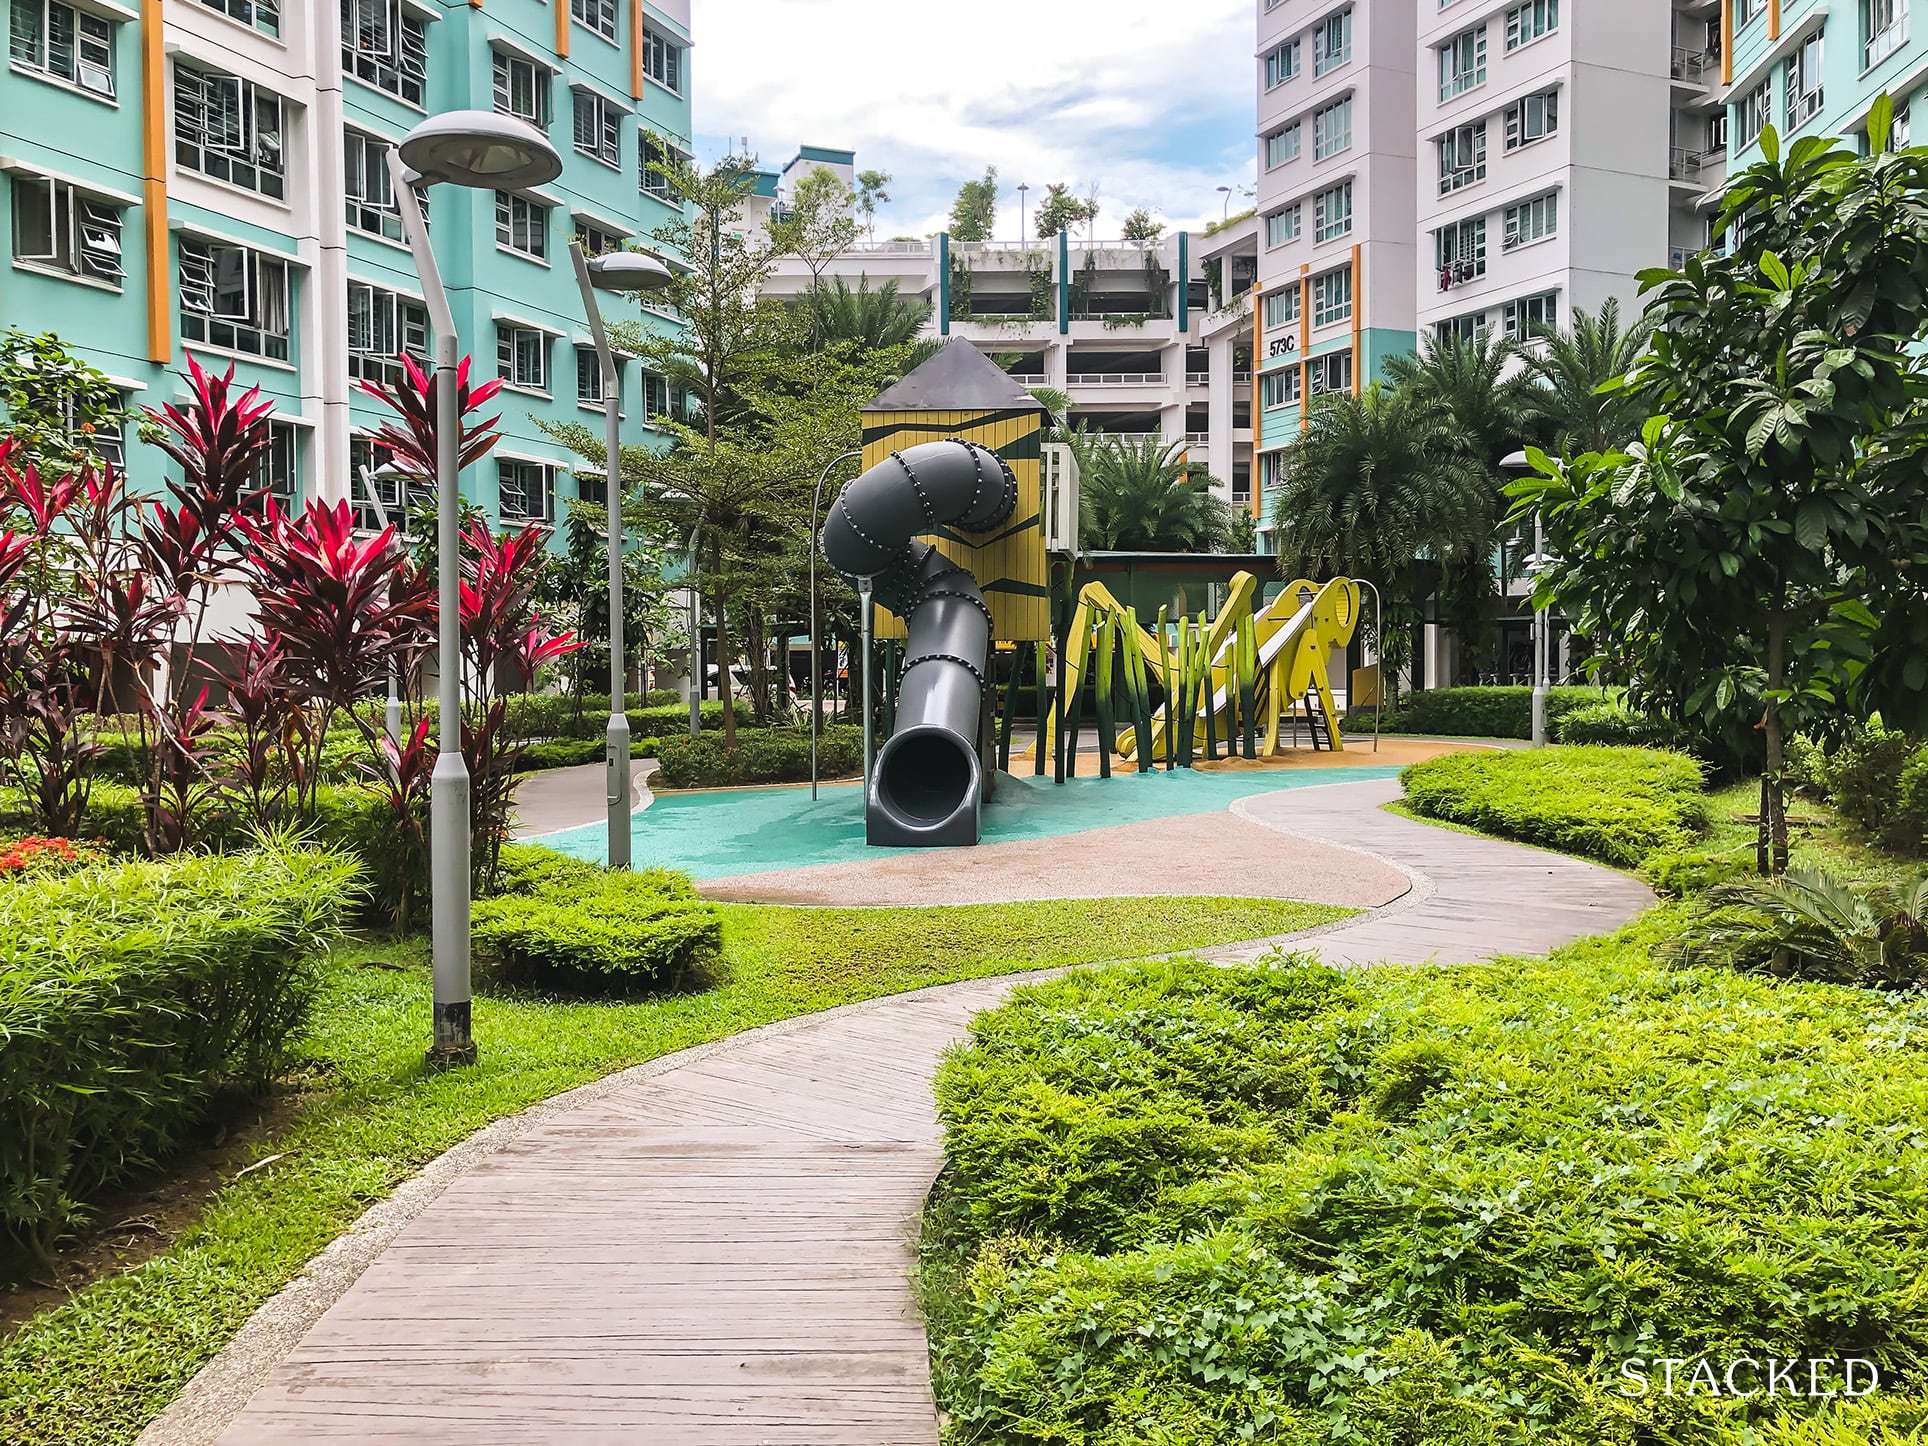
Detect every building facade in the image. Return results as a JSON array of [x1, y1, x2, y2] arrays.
[[2, 0, 693, 530], [1249, 0, 1724, 541], [1722, 0, 1926, 179]]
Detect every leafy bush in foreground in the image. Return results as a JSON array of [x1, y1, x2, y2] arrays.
[[0, 846, 361, 1267], [471, 844, 720, 988], [653, 726, 862, 789], [1401, 745, 1706, 868], [1553, 701, 1696, 752], [923, 937, 1928, 1443]]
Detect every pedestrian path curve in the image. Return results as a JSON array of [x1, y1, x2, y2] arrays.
[[150, 776, 1652, 1445]]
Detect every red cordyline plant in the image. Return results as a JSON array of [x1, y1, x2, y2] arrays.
[[458, 522, 580, 889]]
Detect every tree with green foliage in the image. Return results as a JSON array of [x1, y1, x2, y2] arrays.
[[0, 330, 137, 474], [1070, 432, 1234, 553], [1514, 102, 1928, 872], [540, 504, 677, 715], [1270, 384, 1494, 700], [856, 168, 891, 241], [1034, 182, 1097, 240], [1524, 297, 1655, 456], [804, 277, 936, 354], [767, 165, 859, 341], [1120, 207, 1163, 242], [949, 167, 998, 242]]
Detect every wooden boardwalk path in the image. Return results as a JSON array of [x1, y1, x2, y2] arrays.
[[158, 776, 1651, 1445]]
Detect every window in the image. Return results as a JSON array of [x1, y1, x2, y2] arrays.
[[1438, 121, 1487, 193], [347, 280, 428, 387], [200, 0, 278, 37], [341, 0, 426, 106], [495, 191, 548, 261], [1263, 203, 1300, 248], [498, 324, 549, 392], [345, 130, 407, 242], [1734, 79, 1772, 150], [573, 88, 621, 167], [174, 64, 285, 199], [1435, 312, 1488, 344], [497, 459, 552, 522], [1313, 97, 1352, 160], [250, 421, 298, 511], [642, 24, 681, 93], [493, 51, 549, 127], [9, 0, 115, 97], [576, 221, 625, 256], [1787, 31, 1824, 129], [1896, 95, 1914, 148], [641, 133, 682, 200], [1867, 0, 1908, 69], [1263, 37, 1300, 89], [1308, 350, 1352, 395], [1708, 111, 1729, 153], [1260, 368, 1301, 408], [640, 368, 672, 420], [1505, 89, 1559, 149], [180, 240, 290, 360], [1312, 9, 1351, 75], [577, 347, 615, 405], [1435, 215, 1486, 281], [1502, 290, 1559, 340], [1263, 287, 1300, 329], [1739, 0, 1765, 24], [1439, 25, 1487, 100], [1311, 267, 1352, 326], [1313, 180, 1352, 243], [11, 176, 123, 284], [1264, 122, 1300, 169], [571, 0, 615, 42], [1503, 191, 1558, 249], [1504, 0, 1557, 50]]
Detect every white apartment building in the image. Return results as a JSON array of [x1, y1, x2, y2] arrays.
[[1249, 0, 1725, 525]]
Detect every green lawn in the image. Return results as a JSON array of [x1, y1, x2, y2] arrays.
[[0, 894, 1347, 1446]]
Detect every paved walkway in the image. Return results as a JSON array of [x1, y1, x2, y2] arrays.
[[160, 777, 1651, 1446]]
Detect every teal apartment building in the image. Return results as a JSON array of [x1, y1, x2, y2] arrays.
[[2, 0, 693, 529], [1722, 0, 1921, 178]]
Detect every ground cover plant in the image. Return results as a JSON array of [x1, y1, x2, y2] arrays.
[[1400, 745, 1707, 868], [0, 891, 1347, 1445], [922, 935, 1928, 1444]]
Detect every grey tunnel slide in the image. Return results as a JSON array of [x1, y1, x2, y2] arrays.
[[820, 439, 1018, 847]]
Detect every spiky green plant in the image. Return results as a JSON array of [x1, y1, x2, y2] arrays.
[[1682, 868, 1928, 989], [1523, 297, 1656, 456], [1070, 432, 1237, 553]]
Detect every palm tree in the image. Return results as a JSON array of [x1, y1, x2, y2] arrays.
[[805, 278, 936, 355], [1524, 298, 1655, 456], [1026, 386, 1071, 439], [1070, 432, 1236, 552], [1269, 384, 1493, 696]]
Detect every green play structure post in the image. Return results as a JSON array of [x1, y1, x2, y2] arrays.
[[1093, 612, 1115, 780]]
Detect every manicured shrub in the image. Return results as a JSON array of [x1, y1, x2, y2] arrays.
[[1386, 685, 1605, 739], [652, 726, 862, 790], [512, 736, 666, 774], [1401, 745, 1706, 868], [1796, 723, 1928, 857], [1553, 701, 1696, 751], [923, 937, 1928, 1441], [471, 848, 721, 989], [0, 846, 361, 1266], [1639, 845, 1750, 898]]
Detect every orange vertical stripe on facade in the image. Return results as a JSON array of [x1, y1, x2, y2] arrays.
[[1297, 264, 1310, 434], [1349, 243, 1362, 398], [1768, 0, 1780, 39], [1721, 0, 1734, 83], [141, 0, 168, 363], [629, 0, 644, 96], [1249, 281, 1263, 520], [556, 0, 570, 57]]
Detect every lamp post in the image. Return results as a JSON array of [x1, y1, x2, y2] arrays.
[[356, 460, 413, 748], [808, 450, 862, 799], [388, 111, 561, 1069], [686, 528, 701, 739], [1217, 184, 1233, 220], [567, 242, 673, 870], [1498, 449, 1548, 748], [858, 576, 875, 784], [1017, 182, 1030, 242]]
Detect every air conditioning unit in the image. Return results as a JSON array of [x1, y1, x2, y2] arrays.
[[1041, 442, 1079, 554]]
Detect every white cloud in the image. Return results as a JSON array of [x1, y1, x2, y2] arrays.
[[690, 0, 1257, 239]]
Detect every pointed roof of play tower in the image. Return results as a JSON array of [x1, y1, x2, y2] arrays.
[[862, 341, 1046, 414]]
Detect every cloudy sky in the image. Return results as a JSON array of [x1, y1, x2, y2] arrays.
[[689, 0, 1257, 241]]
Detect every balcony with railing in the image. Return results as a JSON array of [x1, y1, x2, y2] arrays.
[[1067, 371, 1165, 386], [1669, 143, 1726, 184]]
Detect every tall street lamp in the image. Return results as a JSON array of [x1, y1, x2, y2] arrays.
[[388, 111, 561, 1069], [808, 449, 861, 799], [357, 459, 413, 748], [1017, 181, 1030, 242], [568, 242, 674, 870], [1499, 450, 1550, 748]]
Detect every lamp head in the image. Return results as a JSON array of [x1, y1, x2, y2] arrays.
[[586, 250, 675, 294], [1499, 449, 1533, 475], [398, 110, 562, 191]]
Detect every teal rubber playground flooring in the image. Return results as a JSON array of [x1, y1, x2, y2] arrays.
[[536, 765, 1405, 879]]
